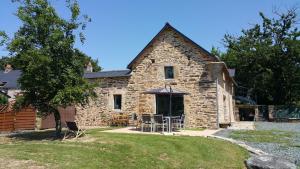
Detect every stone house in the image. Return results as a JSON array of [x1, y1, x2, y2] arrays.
[[77, 23, 236, 129]]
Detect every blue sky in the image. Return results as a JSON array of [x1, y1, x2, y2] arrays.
[[0, 0, 299, 70]]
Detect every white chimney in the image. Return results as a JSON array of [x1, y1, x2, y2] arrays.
[[85, 62, 93, 73], [4, 64, 13, 73]]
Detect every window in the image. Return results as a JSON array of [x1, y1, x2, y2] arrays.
[[113, 95, 122, 110], [164, 66, 174, 79]]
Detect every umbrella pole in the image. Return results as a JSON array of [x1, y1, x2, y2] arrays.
[[169, 86, 172, 132]]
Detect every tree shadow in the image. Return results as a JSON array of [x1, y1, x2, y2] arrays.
[[7, 130, 65, 141]]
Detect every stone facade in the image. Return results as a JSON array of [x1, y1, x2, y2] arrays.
[[75, 77, 128, 126], [76, 24, 235, 129]]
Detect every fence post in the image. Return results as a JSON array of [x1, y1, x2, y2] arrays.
[[268, 105, 274, 121]]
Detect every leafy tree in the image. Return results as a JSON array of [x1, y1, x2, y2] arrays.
[[221, 8, 300, 105], [0, 95, 8, 105], [75, 49, 101, 72], [0, 50, 101, 71], [2, 0, 96, 137], [210, 46, 222, 58]]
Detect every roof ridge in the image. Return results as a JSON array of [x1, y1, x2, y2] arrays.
[[85, 69, 130, 74], [127, 22, 219, 69]]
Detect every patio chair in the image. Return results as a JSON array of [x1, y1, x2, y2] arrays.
[[141, 114, 153, 132], [178, 114, 185, 129], [63, 121, 86, 140], [128, 113, 138, 127], [153, 114, 167, 132], [170, 116, 180, 131], [172, 115, 185, 130]]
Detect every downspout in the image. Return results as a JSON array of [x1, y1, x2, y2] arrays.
[[216, 78, 219, 129]]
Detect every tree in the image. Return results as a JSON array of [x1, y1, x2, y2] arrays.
[[3, 0, 96, 137], [0, 50, 101, 71], [75, 49, 101, 72], [221, 8, 300, 105]]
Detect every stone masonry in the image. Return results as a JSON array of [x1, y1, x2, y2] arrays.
[[75, 24, 234, 129]]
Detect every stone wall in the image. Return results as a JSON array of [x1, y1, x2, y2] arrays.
[[75, 77, 128, 126], [75, 27, 234, 129], [123, 28, 219, 128]]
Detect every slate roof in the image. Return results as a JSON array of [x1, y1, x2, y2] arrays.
[[0, 70, 21, 89], [0, 69, 131, 89], [235, 96, 256, 105], [83, 70, 131, 79]]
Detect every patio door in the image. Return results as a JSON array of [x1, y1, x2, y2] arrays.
[[156, 94, 184, 116]]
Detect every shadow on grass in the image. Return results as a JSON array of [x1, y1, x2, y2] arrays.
[[7, 127, 127, 141], [7, 129, 65, 141]]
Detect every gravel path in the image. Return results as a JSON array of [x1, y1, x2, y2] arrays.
[[214, 122, 300, 166]]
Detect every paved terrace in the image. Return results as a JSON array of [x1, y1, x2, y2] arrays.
[[102, 127, 220, 137], [101, 122, 254, 137]]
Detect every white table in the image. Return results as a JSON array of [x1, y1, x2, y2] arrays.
[[163, 116, 180, 133], [164, 116, 171, 132]]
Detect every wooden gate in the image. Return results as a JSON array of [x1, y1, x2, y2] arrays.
[[40, 106, 75, 129]]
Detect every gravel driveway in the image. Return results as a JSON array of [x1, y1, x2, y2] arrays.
[[214, 122, 300, 166]]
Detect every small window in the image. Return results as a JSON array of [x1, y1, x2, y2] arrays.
[[113, 95, 122, 110], [164, 66, 174, 79]]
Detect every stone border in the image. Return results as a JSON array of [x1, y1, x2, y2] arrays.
[[209, 135, 268, 155]]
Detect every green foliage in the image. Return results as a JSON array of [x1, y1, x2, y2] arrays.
[[0, 31, 9, 47], [75, 49, 101, 72], [221, 9, 300, 105], [210, 46, 223, 58], [4, 0, 96, 135], [0, 49, 101, 71], [0, 56, 22, 70], [0, 95, 8, 105], [13, 95, 27, 111]]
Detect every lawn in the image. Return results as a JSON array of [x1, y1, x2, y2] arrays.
[[230, 129, 300, 148], [227, 122, 300, 167], [230, 130, 296, 145], [0, 128, 249, 169]]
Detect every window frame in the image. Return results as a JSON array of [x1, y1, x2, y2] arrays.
[[164, 66, 174, 79], [113, 94, 122, 110]]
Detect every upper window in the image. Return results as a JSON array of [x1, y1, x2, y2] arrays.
[[164, 66, 174, 79], [113, 95, 122, 110]]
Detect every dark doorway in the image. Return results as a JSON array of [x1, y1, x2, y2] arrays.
[[156, 94, 184, 116], [239, 108, 255, 121]]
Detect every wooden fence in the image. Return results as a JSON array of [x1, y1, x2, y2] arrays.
[[0, 111, 14, 131], [0, 106, 36, 132]]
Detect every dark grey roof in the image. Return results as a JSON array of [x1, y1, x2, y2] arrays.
[[0, 70, 21, 89], [84, 70, 131, 79], [0, 69, 131, 89], [235, 96, 256, 105]]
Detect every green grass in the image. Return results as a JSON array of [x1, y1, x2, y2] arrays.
[[182, 127, 205, 131], [0, 128, 249, 169], [230, 130, 299, 145]]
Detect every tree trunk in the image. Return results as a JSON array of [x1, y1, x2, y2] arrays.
[[53, 108, 62, 138]]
